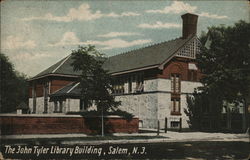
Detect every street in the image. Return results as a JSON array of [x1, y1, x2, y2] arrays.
[[1, 140, 249, 159]]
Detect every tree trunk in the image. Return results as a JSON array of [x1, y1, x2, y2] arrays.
[[242, 98, 248, 132]]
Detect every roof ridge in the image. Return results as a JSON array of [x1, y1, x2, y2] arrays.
[[52, 54, 71, 73], [108, 37, 182, 59], [67, 82, 80, 93]]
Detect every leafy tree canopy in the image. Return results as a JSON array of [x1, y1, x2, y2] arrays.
[[71, 45, 121, 114], [0, 53, 28, 113], [185, 21, 250, 131], [198, 20, 250, 102]]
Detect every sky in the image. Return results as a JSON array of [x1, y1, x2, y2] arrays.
[[1, 0, 249, 77]]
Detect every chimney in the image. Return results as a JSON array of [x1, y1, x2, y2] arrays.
[[181, 13, 198, 39]]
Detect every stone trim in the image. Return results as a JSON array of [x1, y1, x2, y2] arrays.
[[113, 91, 192, 96]]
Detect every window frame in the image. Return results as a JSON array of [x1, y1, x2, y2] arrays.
[[171, 74, 181, 94], [171, 98, 181, 115]]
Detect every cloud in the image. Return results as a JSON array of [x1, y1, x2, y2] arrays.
[[23, 3, 140, 22], [83, 39, 152, 50], [50, 31, 151, 50], [146, 1, 228, 19], [198, 12, 228, 19], [146, 1, 196, 14], [49, 32, 80, 46], [97, 32, 141, 38], [138, 21, 181, 29], [2, 35, 36, 50], [105, 12, 140, 17]]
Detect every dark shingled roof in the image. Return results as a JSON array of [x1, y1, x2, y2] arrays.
[[31, 36, 193, 80], [103, 37, 191, 73], [33, 55, 82, 79], [50, 82, 81, 98]]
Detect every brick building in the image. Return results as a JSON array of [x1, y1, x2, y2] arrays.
[[28, 13, 202, 129]]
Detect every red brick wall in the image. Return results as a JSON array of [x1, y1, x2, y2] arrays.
[[50, 80, 73, 93], [28, 80, 74, 98], [36, 84, 44, 97], [28, 84, 44, 98], [158, 57, 202, 82], [0, 115, 138, 135], [28, 87, 32, 98]]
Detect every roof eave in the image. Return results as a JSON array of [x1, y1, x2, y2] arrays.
[[28, 73, 79, 81], [110, 64, 159, 76]]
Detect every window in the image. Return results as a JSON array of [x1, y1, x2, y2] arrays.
[[188, 70, 197, 81], [171, 74, 181, 93], [135, 73, 144, 93], [171, 99, 181, 115], [171, 121, 180, 128], [112, 77, 124, 94]]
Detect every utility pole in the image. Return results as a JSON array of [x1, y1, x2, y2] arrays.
[[101, 105, 104, 137]]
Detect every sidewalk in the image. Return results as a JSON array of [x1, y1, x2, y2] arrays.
[[1, 129, 249, 145]]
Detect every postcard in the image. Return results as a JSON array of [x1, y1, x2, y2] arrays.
[[0, 0, 249, 159]]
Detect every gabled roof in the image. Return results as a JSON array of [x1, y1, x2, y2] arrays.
[[31, 55, 82, 80], [103, 36, 192, 74], [30, 35, 194, 80]]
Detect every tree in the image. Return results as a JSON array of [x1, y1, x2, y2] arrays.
[[185, 94, 202, 130], [71, 45, 124, 136], [70, 45, 120, 114], [198, 21, 250, 102], [186, 21, 250, 131], [0, 53, 28, 113], [185, 90, 223, 131]]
